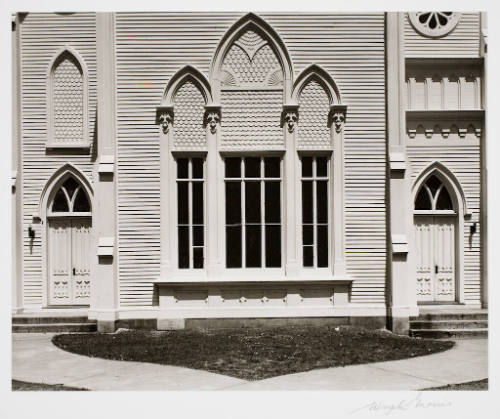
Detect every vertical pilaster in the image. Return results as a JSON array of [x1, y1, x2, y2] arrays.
[[12, 14, 23, 314], [205, 107, 224, 276], [283, 106, 299, 276], [386, 12, 414, 334], [91, 12, 119, 331], [331, 105, 347, 277], [158, 107, 174, 277], [480, 12, 487, 309]]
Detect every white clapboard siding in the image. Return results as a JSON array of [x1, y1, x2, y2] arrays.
[[114, 12, 386, 306], [404, 13, 480, 58], [407, 144, 481, 304], [20, 13, 97, 306]]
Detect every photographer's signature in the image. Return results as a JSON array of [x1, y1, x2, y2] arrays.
[[349, 393, 452, 416]]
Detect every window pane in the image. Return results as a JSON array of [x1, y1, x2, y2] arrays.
[[316, 181, 328, 223], [302, 157, 312, 177], [265, 225, 281, 267], [192, 158, 203, 179], [245, 181, 261, 223], [177, 158, 189, 179], [52, 188, 69, 212], [264, 157, 280, 178], [73, 189, 90, 212], [265, 181, 280, 223], [303, 246, 313, 267], [192, 182, 203, 224], [177, 182, 189, 224], [193, 248, 204, 269], [316, 157, 328, 177], [302, 181, 313, 223], [303, 225, 313, 245], [226, 226, 242, 268], [415, 188, 432, 210], [63, 177, 79, 200], [317, 225, 328, 267], [436, 186, 453, 210], [245, 157, 260, 178], [226, 182, 241, 225], [426, 175, 441, 197], [178, 226, 189, 269], [193, 226, 204, 246], [225, 157, 241, 178], [246, 225, 262, 267]]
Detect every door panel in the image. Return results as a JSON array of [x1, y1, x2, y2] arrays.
[[434, 217, 455, 301], [71, 218, 92, 304], [48, 219, 72, 305], [415, 216, 434, 301], [414, 215, 456, 302]]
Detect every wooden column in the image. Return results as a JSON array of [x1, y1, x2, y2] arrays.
[[90, 12, 119, 331], [386, 12, 415, 334], [12, 14, 23, 314]]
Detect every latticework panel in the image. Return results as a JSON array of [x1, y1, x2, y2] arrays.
[[173, 81, 206, 149], [221, 30, 282, 88], [221, 90, 284, 149], [298, 80, 331, 149], [53, 56, 84, 142]]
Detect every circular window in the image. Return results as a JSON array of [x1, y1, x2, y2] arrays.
[[408, 12, 461, 38]]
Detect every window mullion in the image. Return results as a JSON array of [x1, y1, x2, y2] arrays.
[[312, 157, 318, 268], [188, 159, 193, 269], [241, 158, 246, 268], [261, 157, 265, 268]]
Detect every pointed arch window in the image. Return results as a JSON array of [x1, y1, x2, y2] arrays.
[[50, 177, 91, 215], [415, 175, 454, 212], [47, 48, 89, 149]]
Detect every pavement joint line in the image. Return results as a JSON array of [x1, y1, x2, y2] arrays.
[[365, 364, 447, 386]]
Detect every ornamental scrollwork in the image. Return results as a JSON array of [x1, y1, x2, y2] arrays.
[[205, 111, 220, 134], [330, 106, 347, 133], [284, 111, 298, 133], [158, 111, 173, 134]]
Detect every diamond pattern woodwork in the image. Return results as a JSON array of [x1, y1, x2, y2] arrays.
[[221, 30, 282, 88], [298, 80, 331, 149], [53, 56, 84, 142], [173, 81, 206, 149], [221, 90, 283, 149]]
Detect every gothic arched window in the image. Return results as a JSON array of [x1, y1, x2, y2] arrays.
[[415, 175, 454, 211], [50, 177, 91, 214], [47, 48, 89, 148]]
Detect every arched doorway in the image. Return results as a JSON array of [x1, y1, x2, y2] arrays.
[[414, 174, 457, 302], [46, 175, 92, 306]]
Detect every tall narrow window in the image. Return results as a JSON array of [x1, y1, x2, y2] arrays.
[[301, 156, 329, 268], [47, 49, 88, 148], [225, 157, 282, 268], [177, 157, 205, 269]]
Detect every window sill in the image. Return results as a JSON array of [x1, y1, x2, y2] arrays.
[[46, 142, 91, 151], [154, 273, 352, 285]]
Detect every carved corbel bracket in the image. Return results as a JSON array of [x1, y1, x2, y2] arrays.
[[329, 105, 347, 133], [281, 105, 299, 133], [204, 105, 221, 134], [156, 106, 174, 134]]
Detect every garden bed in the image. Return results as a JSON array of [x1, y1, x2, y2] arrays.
[[52, 326, 454, 380]]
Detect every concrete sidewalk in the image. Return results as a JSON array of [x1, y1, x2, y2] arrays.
[[12, 333, 245, 390], [224, 339, 488, 390], [12, 333, 487, 391]]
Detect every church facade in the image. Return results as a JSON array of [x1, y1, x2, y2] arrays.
[[11, 12, 487, 333]]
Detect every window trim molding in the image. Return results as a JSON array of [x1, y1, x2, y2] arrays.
[[46, 45, 90, 150]]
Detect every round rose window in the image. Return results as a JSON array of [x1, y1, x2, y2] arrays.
[[408, 12, 461, 38]]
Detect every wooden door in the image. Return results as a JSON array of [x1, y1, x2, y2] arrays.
[[415, 216, 456, 302], [48, 217, 91, 305]]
